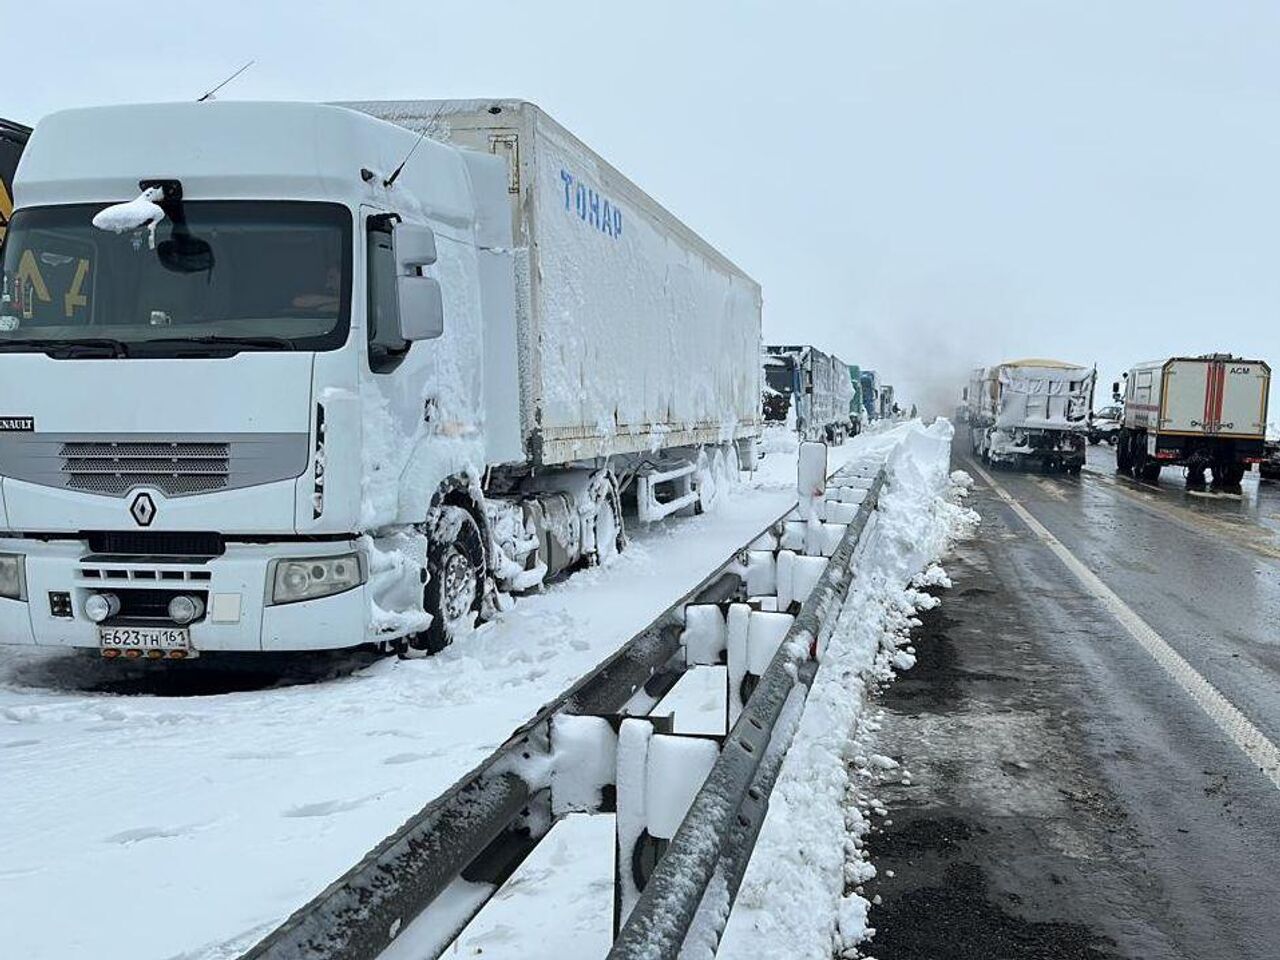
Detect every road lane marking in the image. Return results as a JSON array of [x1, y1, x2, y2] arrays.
[[971, 460, 1280, 792]]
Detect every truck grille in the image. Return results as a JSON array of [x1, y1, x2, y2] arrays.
[[60, 442, 231, 496]]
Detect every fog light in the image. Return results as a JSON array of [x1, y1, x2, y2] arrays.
[[84, 593, 120, 623], [167, 595, 205, 625]]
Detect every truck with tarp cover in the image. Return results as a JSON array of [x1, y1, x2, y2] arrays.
[[0, 99, 761, 658], [966, 358, 1095, 473], [762, 344, 855, 442]]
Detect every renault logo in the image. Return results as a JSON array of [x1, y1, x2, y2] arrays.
[[130, 492, 157, 527]]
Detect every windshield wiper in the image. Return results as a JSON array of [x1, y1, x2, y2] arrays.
[[0, 338, 131, 358], [139, 335, 297, 354]]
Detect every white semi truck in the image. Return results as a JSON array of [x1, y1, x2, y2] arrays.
[[0, 100, 761, 658], [1115, 354, 1270, 491], [966, 359, 1095, 473]]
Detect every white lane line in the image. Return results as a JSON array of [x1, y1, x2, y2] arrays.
[[971, 459, 1280, 792]]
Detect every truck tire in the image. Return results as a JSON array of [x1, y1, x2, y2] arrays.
[[1213, 463, 1245, 493], [589, 473, 625, 565], [1116, 430, 1132, 473], [1140, 460, 1162, 484], [413, 507, 486, 654]]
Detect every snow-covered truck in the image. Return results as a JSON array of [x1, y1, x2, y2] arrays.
[[846, 363, 864, 435], [966, 359, 1095, 473], [859, 369, 879, 421], [762, 344, 854, 442], [1115, 354, 1270, 491], [878, 383, 896, 419], [0, 99, 761, 658], [0, 117, 31, 244]]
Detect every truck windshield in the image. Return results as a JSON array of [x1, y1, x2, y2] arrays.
[[0, 201, 351, 356], [764, 365, 794, 395]]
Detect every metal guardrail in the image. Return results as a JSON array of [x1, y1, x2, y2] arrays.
[[239, 499, 803, 960], [606, 465, 887, 960]]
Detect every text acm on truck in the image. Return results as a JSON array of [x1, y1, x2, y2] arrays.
[[0, 100, 761, 659], [1115, 354, 1270, 492]]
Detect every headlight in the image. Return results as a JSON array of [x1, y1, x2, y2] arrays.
[[268, 552, 364, 605], [0, 554, 26, 601]]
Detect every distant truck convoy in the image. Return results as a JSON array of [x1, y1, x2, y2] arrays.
[[0, 99, 762, 658], [859, 369, 880, 421], [1116, 354, 1270, 492], [966, 359, 1095, 473], [0, 118, 31, 244], [762, 344, 855, 442]]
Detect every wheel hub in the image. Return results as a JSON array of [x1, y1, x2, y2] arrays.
[[442, 550, 477, 622]]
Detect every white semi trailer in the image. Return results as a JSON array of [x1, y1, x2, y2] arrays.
[[0, 100, 761, 658], [1115, 354, 1270, 491]]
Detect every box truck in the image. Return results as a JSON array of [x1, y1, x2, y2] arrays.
[[0, 117, 31, 244], [1115, 354, 1270, 491], [762, 344, 854, 442], [966, 359, 1095, 473], [0, 100, 761, 658]]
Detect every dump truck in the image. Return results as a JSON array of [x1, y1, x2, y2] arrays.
[[0, 118, 31, 245], [1115, 354, 1270, 491], [762, 344, 854, 442], [0, 99, 761, 658], [966, 359, 1095, 472]]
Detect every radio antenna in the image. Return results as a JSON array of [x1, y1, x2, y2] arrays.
[[384, 103, 448, 188], [197, 60, 256, 102]]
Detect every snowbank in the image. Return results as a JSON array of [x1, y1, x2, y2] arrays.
[[0, 440, 866, 960], [718, 419, 978, 960]]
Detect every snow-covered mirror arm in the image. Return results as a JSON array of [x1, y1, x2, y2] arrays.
[[91, 186, 167, 248]]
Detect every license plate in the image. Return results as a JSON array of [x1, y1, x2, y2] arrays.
[[99, 626, 195, 658]]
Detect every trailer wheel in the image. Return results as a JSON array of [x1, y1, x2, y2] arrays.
[[1140, 460, 1162, 484], [413, 507, 486, 654], [589, 474, 625, 565], [1116, 430, 1132, 473]]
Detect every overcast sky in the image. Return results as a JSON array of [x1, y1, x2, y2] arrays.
[[9, 1, 1279, 413]]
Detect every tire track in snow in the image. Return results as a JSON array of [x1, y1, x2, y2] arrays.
[[972, 460, 1280, 793]]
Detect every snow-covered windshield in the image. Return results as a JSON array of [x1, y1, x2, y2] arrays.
[[0, 201, 351, 356]]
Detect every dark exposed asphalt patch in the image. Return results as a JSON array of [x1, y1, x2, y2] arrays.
[[870, 861, 1121, 960]]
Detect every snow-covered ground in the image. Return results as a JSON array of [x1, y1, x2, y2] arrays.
[[719, 419, 978, 960], [0, 432, 860, 960]]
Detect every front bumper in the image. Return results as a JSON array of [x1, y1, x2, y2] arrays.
[[0, 537, 372, 652]]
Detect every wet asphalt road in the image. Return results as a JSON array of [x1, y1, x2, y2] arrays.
[[861, 447, 1280, 959]]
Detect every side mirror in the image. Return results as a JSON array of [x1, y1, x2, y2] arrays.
[[1111, 380, 1121, 401], [394, 222, 443, 341], [395, 222, 437, 269], [398, 275, 444, 341]]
